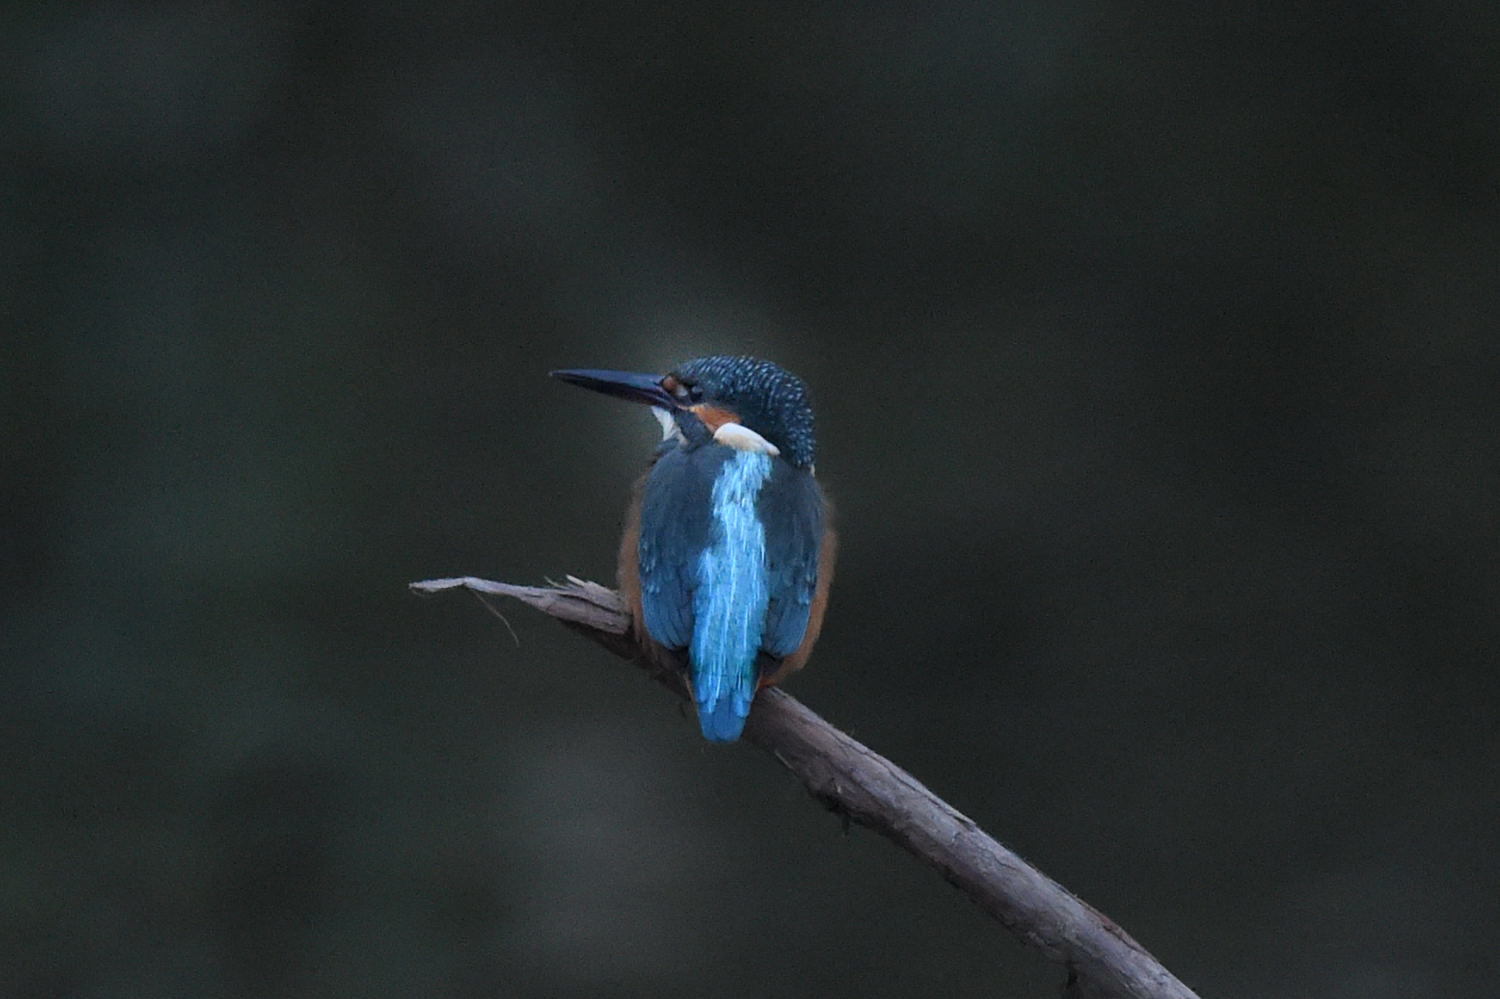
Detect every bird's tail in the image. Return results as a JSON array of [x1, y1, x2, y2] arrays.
[[692, 666, 756, 742]]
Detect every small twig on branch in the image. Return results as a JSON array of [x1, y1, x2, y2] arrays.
[[410, 575, 1201, 999]]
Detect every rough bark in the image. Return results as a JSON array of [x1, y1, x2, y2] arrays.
[[410, 575, 1201, 999]]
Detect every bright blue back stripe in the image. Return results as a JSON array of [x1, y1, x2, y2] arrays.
[[690, 451, 773, 741]]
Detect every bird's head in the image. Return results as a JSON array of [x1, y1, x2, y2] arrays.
[[551, 355, 816, 469]]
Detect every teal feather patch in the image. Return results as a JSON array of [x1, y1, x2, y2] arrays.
[[690, 450, 773, 742]]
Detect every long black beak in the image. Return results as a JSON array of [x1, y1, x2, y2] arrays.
[[549, 368, 680, 409]]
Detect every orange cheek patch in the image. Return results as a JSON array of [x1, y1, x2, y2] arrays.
[[690, 404, 740, 431]]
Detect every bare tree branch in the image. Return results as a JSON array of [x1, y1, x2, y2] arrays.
[[410, 575, 1201, 999]]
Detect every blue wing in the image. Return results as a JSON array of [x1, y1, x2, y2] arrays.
[[758, 463, 825, 659], [637, 447, 822, 741], [636, 446, 723, 650]]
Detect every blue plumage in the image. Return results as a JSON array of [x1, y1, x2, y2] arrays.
[[757, 461, 824, 658], [688, 450, 773, 741], [637, 430, 823, 742], [552, 355, 832, 742], [637, 448, 718, 650]]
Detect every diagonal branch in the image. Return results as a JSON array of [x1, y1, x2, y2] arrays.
[[410, 575, 1201, 999]]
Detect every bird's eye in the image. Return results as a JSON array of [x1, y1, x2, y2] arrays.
[[663, 375, 701, 404]]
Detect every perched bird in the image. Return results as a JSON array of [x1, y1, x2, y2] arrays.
[[551, 356, 835, 742]]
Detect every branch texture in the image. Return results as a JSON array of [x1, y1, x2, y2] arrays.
[[411, 575, 1200, 999]]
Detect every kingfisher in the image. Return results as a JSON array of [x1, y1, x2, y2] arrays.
[[551, 356, 835, 742]]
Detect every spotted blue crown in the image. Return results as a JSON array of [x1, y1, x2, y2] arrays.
[[674, 355, 817, 469]]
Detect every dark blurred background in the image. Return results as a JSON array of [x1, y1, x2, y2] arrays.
[[5, 2, 1497, 997]]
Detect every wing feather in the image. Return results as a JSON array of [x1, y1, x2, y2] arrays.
[[636, 447, 722, 649], [758, 464, 825, 659]]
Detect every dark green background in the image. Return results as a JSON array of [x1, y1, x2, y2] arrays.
[[6, 3, 1496, 997]]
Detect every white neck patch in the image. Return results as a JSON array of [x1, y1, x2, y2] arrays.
[[713, 421, 780, 457], [652, 406, 684, 444]]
